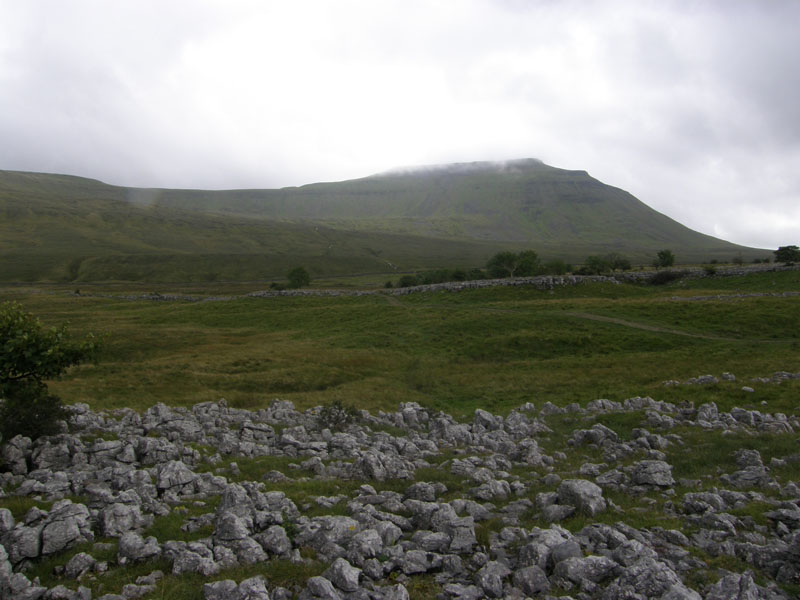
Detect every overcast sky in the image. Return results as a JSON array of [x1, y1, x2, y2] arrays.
[[1, 0, 799, 249]]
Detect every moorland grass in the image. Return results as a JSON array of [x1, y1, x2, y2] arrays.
[[0, 271, 797, 419]]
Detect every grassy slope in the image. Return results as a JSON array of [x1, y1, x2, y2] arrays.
[[0, 161, 767, 283], [0, 170, 504, 282], [1, 269, 796, 420], [1, 270, 799, 599], [150, 159, 755, 258]]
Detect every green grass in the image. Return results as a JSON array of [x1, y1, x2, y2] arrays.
[[1, 270, 797, 418], [0, 161, 767, 284], [1, 269, 798, 596]]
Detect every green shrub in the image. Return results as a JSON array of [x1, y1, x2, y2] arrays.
[[287, 266, 311, 289], [397, 274, 420, 288], [0, 302, 98, 443], [317, 399, 359, 431], [653, 249, 676, 268]]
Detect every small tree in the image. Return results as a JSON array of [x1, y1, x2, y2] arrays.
[[653, 249, 675, 268], [0, 302, 98, 443], [287, 266, 311, 289], [542, 259, 568, 275], [397, 274, 419, 288], [487, 250, 540, 278], [583, 255, 613, 275], [487, 251, 519, 278], [774, 245, 800, 265], [606, 253, 631, 271]]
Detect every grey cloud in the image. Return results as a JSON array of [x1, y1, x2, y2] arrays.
[[0, 0, 797, 247]]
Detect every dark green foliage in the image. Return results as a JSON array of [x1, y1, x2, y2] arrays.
[[397, 274, 420, 287], [607, 253, 632, 271], [0, 385, 69, 441], [653, 249, 676, 268], [542, 259, 569, 275], [703, 265, 717, 276], [648, 270, 684, 285], [581, 255, 613, 275], [579, 253, 631, 275], [287, 266, 311, 289], [774, 245, 800, 264], [487, 250, 541, 278], [317, 399, 359, 431], [0, 302, 98, 443]]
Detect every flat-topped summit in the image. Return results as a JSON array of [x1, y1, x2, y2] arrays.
[[0, 160, 765, 282]]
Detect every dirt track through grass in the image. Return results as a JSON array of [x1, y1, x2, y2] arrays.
[[562, 310, 735, 341]]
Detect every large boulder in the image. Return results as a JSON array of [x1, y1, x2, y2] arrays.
[[557, 479, 607, 516], [631, 460, 675, 487]]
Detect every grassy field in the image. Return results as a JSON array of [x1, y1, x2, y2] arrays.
[[2, 268, 800, 599], [1, 269, 797, 419]]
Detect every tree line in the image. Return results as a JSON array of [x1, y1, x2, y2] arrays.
[[391, 245, 799, 288]]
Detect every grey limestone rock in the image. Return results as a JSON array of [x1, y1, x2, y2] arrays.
[[0, 508, 14, 535], [543, 504, 576, 523], [557, 479, 607, 517], [255, 524, 292, 556], [552, 555, 621, 587], [41, 500, 94, 556], [156, 460, 198, 495], [64, 552, 97, 579], [236, 576, 271, 600], [705, 570, 783, 599], [299, 576, 342, 600], [203, 580, 238, 600], [99, 500, 150, 537], [474, 560, 511, 598], [512, 565, 550, 596], [441, 583, 483, 600], [172, 547, 220, 576], [323, 557, 361, 592], [631, 460, 675, 487], [1, 435, 32, 475], [117, 531, 161, 564]]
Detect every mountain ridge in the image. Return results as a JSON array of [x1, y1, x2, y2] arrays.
[[0, 160, 768, 282]]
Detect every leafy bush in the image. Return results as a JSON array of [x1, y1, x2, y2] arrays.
[[487, 250, 541, 278], [703, 265, 717, 276], [653, 249, 676, 268], [774, 245, 800, 265], [317, 400, 359, 431], [397, 274, 420, 288], [0, 302, 98, 443], [287, 266, 311, 289], [542, 259, 569, 275]]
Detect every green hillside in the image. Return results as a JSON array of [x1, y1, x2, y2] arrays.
[[150, 159, 752, 254], [0, 160, 766, 282]]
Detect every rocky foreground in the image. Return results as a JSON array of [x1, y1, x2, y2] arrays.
[[2, 373, 800, 599]]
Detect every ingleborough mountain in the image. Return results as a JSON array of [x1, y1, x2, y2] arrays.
[[0, 159, 762, 282]]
